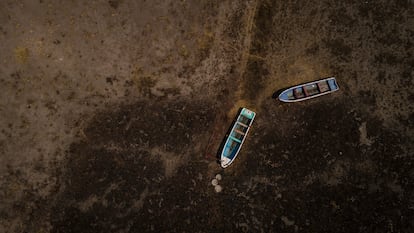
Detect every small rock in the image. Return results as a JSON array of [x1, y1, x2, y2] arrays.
[[215, 185, 222, 193], [215, 174, 222, 181], [281, 216, 295, 226], [211, 178, 218, 186]]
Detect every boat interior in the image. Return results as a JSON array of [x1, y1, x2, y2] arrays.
[[238, 115, 252, 126], [221, 109, 255, 162], [293, 80, 333, 99], [230, 129, 243, 140], [317, 81, 331, 92], [235, 123, 248, 132], [293, 87, 305, 98], [304, 84, 320, 96], [223, 139, 241, 158], [222, 116, 252, 158]]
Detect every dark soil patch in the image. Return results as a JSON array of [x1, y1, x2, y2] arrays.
[[218, 97, 414, 232], [51, 100, 220, 233]]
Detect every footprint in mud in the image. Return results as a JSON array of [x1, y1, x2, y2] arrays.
[[51, 100, 219, 233]]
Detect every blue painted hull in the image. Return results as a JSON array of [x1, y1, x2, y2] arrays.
[[279, 77, 339, 102], [220, 108, 256, 168]]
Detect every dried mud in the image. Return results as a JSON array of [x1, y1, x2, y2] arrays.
[[52, 101, 217, 233], [1, 0, 413, 232]]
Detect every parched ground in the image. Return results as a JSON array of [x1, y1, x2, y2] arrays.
[[0, 0, 413, 232]]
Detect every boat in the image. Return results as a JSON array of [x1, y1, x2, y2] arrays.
[[220, 108, 256, 168], [278, 77, 339, 102]]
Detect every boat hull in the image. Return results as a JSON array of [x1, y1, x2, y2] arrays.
[[278, 77, 339, 103], [220, 108, 255, 168]]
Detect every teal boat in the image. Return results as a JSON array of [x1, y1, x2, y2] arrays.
[[220, 108, 256, 168]]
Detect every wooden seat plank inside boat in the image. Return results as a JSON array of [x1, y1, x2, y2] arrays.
[[234, 129, 245, 135], [318, 81, 330, 92], [235, 124, 247, 132], [237, 121, 248, 128], [293, 88, 305, 98], [302, 87, 309, 96], [304, 84, 320, 96], [239, 115, 251, 125], [229, 136, 242, 143]]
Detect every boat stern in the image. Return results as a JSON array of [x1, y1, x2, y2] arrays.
[[240, 108, 256, 120], [328, 77, 339, 91]]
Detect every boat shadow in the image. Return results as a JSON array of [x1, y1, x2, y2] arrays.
[[271, 88, 285, 100], [215, 107, 243, 165]]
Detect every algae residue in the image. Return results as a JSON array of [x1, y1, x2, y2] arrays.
[[131, 66, 157, 97], [14, 47, 29, 63]]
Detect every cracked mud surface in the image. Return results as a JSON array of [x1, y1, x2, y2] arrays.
[[1, 0, 413, 232]]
